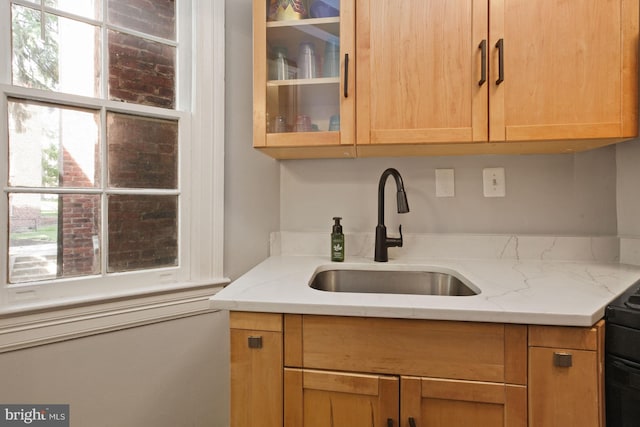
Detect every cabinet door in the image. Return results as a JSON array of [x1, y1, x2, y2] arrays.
[[401, 377, 526, 427], [253, 0, 356, 159], [356, 0, 489, 151], [230, 313, 283, 427], [490, 0, 638, 142], [285, 368, 399, 427], [529, 347, 600, 427]]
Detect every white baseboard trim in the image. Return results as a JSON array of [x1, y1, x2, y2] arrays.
[[0, 283, 225, 353]]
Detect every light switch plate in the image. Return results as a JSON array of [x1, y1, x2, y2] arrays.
[[435, 169, 455, 197], [483, 167, 506, 197]]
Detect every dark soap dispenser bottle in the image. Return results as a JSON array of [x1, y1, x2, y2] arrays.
[[331, 217, 344, 262]]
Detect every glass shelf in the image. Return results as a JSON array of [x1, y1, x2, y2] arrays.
[[266, 16, 340, 29], [266, 77, 340, 87], [256, 0, 354, 156]]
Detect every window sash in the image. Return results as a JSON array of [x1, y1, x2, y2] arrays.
[[2, 87, 191, 285], [10, 0, 182, 106], [0, 0, 216, 310]]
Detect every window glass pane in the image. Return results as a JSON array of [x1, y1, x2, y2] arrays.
[[12, 5, 101, 97], [108, 0, 176, 40], [8, 99, 101, 188], [44, 0, 102, 20], [107, 113, 178, 189], [9, 193, 101, 283], [108, 195, 178, 273], [108, 30, 176, 109]]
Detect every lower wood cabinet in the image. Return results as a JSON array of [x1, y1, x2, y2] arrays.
[[230, 312, 604, 427], [230, 312, 283, 427], [284, 369, 526, 427], [284, 369, 399, 426], [402, 377, 526, 427], [528, 321, 605, 427]]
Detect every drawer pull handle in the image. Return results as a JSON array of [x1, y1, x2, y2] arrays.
[[409, 417, 417, 427], [387, 419, 394, 427], [478, 40, 487, 86], [248, 336, 263, 349], [553, 352, 572, 367], [495, 38, 504, 85], [344, 53, 350, 98]]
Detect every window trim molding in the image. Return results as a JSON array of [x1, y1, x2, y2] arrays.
[[0, 0, 227, 324], [189, 0, 226, 281], [0, 282, 227, 353]]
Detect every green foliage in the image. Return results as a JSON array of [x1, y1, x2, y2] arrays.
[[11, 4, 62, 185], [41, 142, 60, 187], [12, 5, 59, 90], [10, 224, 58, 243], [10, 5, 60, 133]]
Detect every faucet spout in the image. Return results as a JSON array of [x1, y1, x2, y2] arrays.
[[375, 168, 410, 262]]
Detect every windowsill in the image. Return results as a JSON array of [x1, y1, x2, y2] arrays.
[[0, 278, 229, 318], [0, 277, 230, 353]]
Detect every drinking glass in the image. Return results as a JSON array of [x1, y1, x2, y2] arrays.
[[297, 42, 317, 79]]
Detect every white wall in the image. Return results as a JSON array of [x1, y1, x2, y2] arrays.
[[224, 0, 281, 281], [0, 311, 230, 427], [617, 137, 640, 237], [280, 147, 618, 236]]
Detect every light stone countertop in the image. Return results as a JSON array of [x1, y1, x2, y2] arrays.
[[211, 233, 640, 327]]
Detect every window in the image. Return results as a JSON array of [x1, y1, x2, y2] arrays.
[[0, 0, 225, 311]]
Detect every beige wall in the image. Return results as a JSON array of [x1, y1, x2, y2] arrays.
[[224, 0, 281, 281], [280, 146, 618, 236], [0, 311, 230, 427], [617, 138, 640, 237]]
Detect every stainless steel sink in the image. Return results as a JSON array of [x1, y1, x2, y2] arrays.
[[309, 268, 479, 296]]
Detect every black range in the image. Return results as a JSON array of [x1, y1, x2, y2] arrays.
[[605, 279, 640, 427]]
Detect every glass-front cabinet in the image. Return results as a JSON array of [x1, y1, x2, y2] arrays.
[[253, 0, 355, 158]]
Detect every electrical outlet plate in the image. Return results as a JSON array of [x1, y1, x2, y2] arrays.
[[435, 169, 455, 197], [483, 167, 506, 197]]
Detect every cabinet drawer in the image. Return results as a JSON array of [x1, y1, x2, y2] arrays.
[[528, 320, 604, 350], [287, 315, 527, 384]]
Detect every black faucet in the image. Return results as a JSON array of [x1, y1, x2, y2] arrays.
[[375, 168, 410, 262]]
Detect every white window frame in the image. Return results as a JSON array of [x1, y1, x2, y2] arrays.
[[0, 0, 227, 329]]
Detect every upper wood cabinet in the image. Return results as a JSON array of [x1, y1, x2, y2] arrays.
[[356, 0, 489, 150], [355, 0, 638, 157], [491, 0, 638, 144], [254, 0, 638, 159], [252, 0, 356, 159]]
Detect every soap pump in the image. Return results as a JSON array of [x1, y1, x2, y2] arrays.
[[331, 217, 344, 262]]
